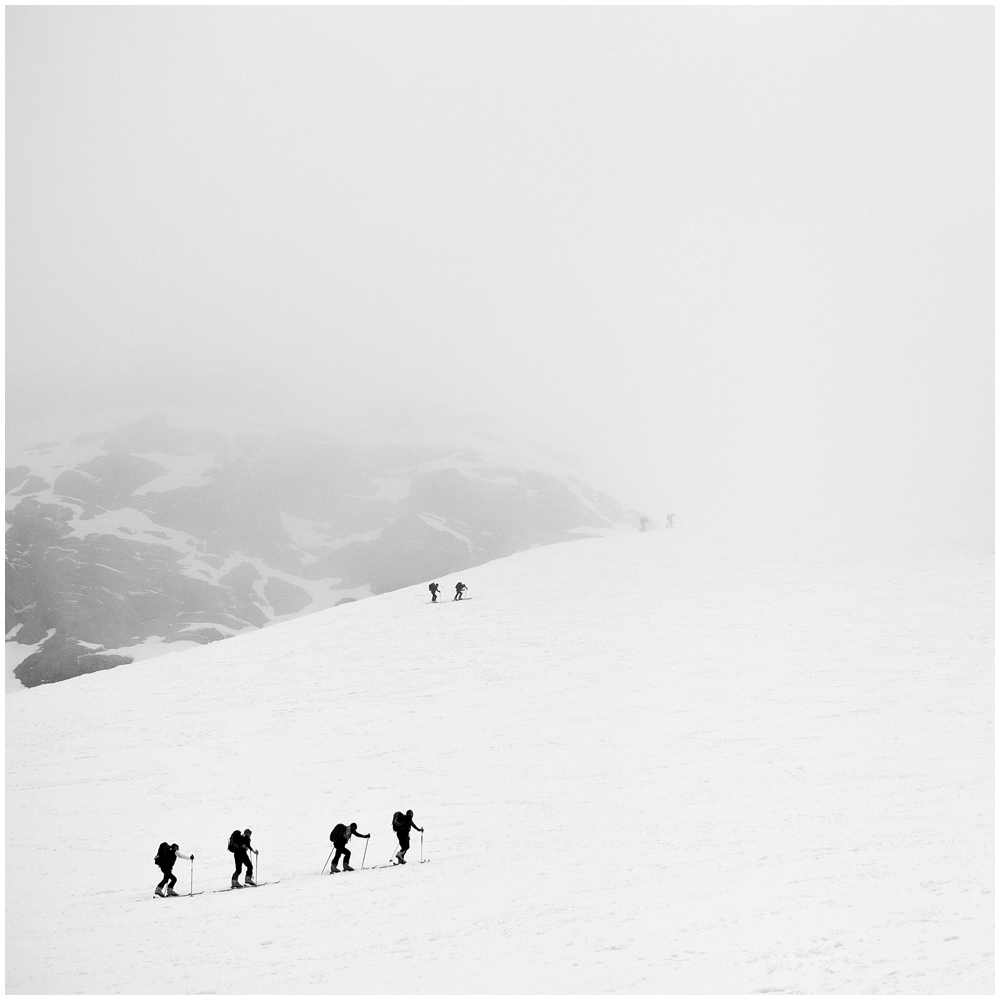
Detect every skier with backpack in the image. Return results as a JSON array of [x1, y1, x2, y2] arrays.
[[428, 582, 440, 603], [228, 828, 258, 887], [154, 842, 192, 897], [453, 582, 467, 601], [328, 822, 370, 873], [391, 809, 424, 864]]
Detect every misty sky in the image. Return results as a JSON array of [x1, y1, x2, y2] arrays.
[[6, 6, 994, 548]]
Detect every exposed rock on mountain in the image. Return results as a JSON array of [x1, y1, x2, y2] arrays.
[[7, 410, 630, 687]]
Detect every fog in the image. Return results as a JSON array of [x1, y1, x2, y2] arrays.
[[6, 6, 993, 550]]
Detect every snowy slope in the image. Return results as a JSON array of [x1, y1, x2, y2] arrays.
[[7, 407, 634, 686], [5, 530, 993, 993]]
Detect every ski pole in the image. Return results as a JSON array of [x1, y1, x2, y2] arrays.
[[190, 857, 194, 897], [322, 846, 335, 874], [361, 839, 369, 870], [421, 830, 424, 862]]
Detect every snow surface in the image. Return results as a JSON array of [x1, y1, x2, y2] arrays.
[[131, 451, 224, 495], [5, 530, 993, 993]]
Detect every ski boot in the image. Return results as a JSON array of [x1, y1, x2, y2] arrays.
[[154, 886, 166, 897], [166, 888, 180, 897], [231, 877, 242, 889], [244, 876, 257, 886], [343, 864, 354, 872]]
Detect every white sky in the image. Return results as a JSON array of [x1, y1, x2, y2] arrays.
[[6, 6, 994, 549]]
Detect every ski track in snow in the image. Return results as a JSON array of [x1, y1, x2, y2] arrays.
[[5, 531, 993, 993]]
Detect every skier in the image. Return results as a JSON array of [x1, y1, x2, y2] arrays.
[[453, 582, 467, 601], [329, 822, 370, 873], [665, 513, 674, 528], [639, 515, 649, 532], [154, 842, 192, 897], [391, 809, 424, 864], [228, 828, 258, 887], [428, 582, 440, 603]]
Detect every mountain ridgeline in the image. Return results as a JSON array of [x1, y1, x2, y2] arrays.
[[6, 412, 636, 687]]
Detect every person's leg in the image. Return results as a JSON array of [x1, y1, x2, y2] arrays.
[[342, 847, 352, 871], [233, 852, 245, 886], [167, 871, 178, 894], [244, 851, 254, 883], [332, 846, 344, 871]]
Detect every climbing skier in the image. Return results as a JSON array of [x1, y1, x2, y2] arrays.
[[391, 809, 424, 864], [154, 842, 192, 897], [639, 515, 649, 532], [329, 822, 370, 872], [429, 582, 440, 603], [665, 513, 675, 528], [228, 828, 257, 887], [453, 582, 467, 601]]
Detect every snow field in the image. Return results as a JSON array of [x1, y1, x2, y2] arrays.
[[5, 530, 993, 993]]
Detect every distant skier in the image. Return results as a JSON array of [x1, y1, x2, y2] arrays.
[[154, 842, 192, 897], [391, 809, 424, 864], [639, 515, 649, 532], [665, 513, 674, 528], [429, 582, 440, 603], [228, 828, 257, 887], [453, 582, 467, 601], [329, 822, 370, 872]]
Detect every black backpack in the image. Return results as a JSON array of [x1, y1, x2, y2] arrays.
[[154, 842, 171, 865], [392, 812, 406, 832], [227, 830, 242, 853], [330, 823, 347, 843]]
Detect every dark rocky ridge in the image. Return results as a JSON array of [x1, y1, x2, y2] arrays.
[[7, 412, 638, 687]]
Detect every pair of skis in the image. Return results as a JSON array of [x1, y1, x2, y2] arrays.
[[328, 857, 430, 875], [146, 881, 279, 901], [213, 881, 279, 893]]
